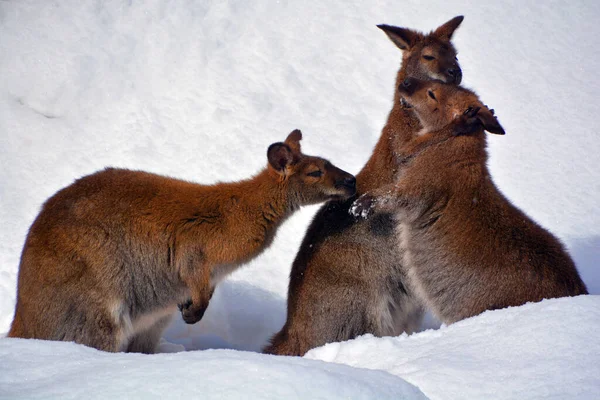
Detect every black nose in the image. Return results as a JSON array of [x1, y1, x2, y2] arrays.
[[399, 78, 416, 95], [344, 176, 356, 188], [447, 68, 462, 84]]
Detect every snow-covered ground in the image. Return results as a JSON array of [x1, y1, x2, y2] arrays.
[[1, 0, 599, 398]]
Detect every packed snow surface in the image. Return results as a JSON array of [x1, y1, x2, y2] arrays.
[[1, 0, 599, 399]]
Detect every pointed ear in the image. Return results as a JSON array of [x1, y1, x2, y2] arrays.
[[267, 143, 293, 173], [432, 15, 464, 41], [377, 24, 422, 51], [477, 107, 505, 135], [284, 129, 302, 154]]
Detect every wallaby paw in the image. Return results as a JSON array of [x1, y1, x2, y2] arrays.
[[177, 299, 192, 312], [179, 299, 208, 325], [453, 106, 483, 136], [350, 194, 376, 219]]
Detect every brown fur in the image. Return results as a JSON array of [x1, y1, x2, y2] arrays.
[[8, 130, 356, 353], [264, 17, 464, 356], [352, 79, 588, 323]]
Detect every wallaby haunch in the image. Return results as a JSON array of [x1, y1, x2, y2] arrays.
[[8, 130, 356, 353], [351, 78, 588, 323], [264, 16, 464, 356]]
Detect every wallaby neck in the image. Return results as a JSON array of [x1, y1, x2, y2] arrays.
[[356, 69, 421, 194], [435, 128, 491, 171], [236, 168, 296, 221]]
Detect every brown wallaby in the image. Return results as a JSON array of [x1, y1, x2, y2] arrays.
[[8, 130, 356, 353], [264, 16, 464, 356], [351, 78, 588, 324]]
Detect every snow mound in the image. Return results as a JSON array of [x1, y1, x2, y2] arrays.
[[306, 295, 600, 400], [0, 338, 426, 400]]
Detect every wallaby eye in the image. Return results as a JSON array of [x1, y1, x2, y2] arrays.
[[428, 90, 437, 100], [422, 55, 435, 61], [307, 170, 323, 178]]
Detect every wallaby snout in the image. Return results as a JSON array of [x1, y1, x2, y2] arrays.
[[334, 170, 357, 197], [446, 64, 462, 84], [399, 77, 421, 96]]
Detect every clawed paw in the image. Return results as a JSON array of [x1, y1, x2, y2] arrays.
[[350, 194, 376, 219], [454, 106, 484, 136], [179, 299, 208, 325], [178, 299, 193, 312]]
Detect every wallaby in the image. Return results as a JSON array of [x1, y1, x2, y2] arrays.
[[351, 78, 588, 324], [264, 16, 464, 356], [8, 130, 356, 353]]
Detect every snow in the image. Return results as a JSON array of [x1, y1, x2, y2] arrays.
[[306, 295, 600, 400], [0, 340, 426, 400], [1, 0, 599, 398]]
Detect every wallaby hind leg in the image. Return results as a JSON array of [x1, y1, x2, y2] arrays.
[[11, 284, 122, 352], [390, 295, 424, 335], [265, 279, 374, 356], [126, 314, 173, 354], [58, 306, 122, 352]]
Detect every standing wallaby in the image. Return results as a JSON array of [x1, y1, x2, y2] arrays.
[[8, 130, 356, 353], [351, 78, 588, 324], [264, 16, 464, 356]]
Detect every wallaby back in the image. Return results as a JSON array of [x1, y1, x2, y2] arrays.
[[352, 80, 588, 323], [8, 130, 356, 353], [265, 16, 465, 356]]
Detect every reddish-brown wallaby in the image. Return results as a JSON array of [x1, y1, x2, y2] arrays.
[[351, 78, 588, 324], [264, 16, 464, 356], [8, 130, 356, 353]]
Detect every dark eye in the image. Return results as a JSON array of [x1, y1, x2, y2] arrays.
[[428, 90, 437, 100], [307, 170, 323, 178], [422, 55, 435, 61]]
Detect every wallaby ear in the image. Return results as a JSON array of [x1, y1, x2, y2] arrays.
[[267, 143, 294, 173], [432, 15, 464, 41], [284, 129, 302, 154], [477, 107, 505, 135], [377, 24, 422, 51]]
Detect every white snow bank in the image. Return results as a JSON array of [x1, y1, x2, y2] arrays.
[[0, 338, 426, 400], [306, 295, 600, 400]]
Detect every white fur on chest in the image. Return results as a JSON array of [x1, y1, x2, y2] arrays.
[[109, 301, 176, 350], [397, 222, 435, 315]]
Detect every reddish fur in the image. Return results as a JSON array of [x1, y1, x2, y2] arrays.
[[353, 80, 588, 323], [8, 130, 356, 352]]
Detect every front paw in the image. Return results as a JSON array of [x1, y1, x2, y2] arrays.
[[179, 299, 208, 325], [453, 106, 483, 136], [350, 194, 376, 219]]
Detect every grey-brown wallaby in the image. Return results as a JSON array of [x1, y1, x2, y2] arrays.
[[351, 78, 588, 323], [265, 16, 465, 356], [8, 130, 356, 353]]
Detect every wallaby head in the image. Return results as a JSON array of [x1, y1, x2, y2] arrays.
[[267, 129, 356, 205], [378, 16, 464, 85], [398, 77, 505, 135]]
